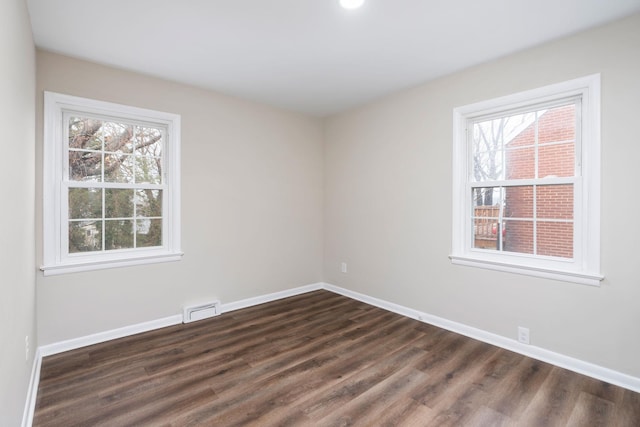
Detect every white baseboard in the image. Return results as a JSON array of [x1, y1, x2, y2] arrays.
[[38, 314, 183, 358], [220, 282, 323, 313], [23, 280, 639, 427], [21, 348, 42, 427], [37, 282, 325, 358], [323, 282, 640, 393], [36, 282, 325, 359]]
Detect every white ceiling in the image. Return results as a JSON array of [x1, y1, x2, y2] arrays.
[[27, 0, 640, 116]]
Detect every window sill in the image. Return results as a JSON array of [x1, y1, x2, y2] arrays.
[[40, 252, 183, 276], [449, 254, 604, 286]]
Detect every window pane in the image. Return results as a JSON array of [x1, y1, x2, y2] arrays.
[[69, 220, 102, 253], [136, 189, 162, 218], [506, 119, 536, 147], [473, 187, 502, 207], [69, 150, 102, 182], [505, 146, 535, 180], [105, 220, 134, 250], [472, 148, 503, 182], [538, 104, 575, 145], [504, 186, 533, 219], [473, 205, 500, 250], [135, 126, 163, 157], [503, 220, 534, 255], [102, 122, 134, 152], [539, 143, 575, 178], [105, 189, 134, 218], [136, 219, 162, 248], [472, 117, 505, 183], [537, 185, 573, 220], [504, 112, 536, 180], [538, 221, 573, 258], [538, 104, 575, 178], [472, 187, 502, 250], [69, 188, 102, 219], [68, 117, 102, 150], [135, 156, 162, 184], [472, 112, 537, 183], [104, 153, 134, 183]]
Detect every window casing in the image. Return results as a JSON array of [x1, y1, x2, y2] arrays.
[[451, 75, 602, 286], [42, 92, 182, 275]]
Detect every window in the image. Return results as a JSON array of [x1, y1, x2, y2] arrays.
[[451, 75, 602, 286], [42, 92, 181, 275]]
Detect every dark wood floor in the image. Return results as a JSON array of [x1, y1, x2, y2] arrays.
[[34, 290, 640, 426]]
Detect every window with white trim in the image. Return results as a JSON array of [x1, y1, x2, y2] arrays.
[[451, 75, 602, 286], [42, 92, 182, 275]]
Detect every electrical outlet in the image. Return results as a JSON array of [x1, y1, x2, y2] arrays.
[[25, 336, 29, 361], [518, 327, 530, 345], [341, 262, 348, 273]]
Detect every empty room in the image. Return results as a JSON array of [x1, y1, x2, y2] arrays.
[[2, 0, 640, 425]]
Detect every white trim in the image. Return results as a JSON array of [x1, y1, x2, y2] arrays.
[[323, 283, 425, 320], [220, 283, 324, 313], [449, 254, 603, 286], [451, 74, 602, 285], [21, 348, 42, 427], [455, 74, 599, 119], [41, 252, 183, 276], [42, 92, 182, 275], [35, 282, 325, 357], [323, 283, 640, 393], [38, 314, 182, 357]]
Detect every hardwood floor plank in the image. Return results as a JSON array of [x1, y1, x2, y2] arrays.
[[419, 349, 522, 426], [93, 386, 218, 427], [303, 347, 428, 422], [484, 354, 554, 419], [565, 391, 616, 427], [33, 290, 640, 427], [411, 338, 500, 409], [463, 405, 513, 427], [616, 389, 640, 427], [516, 366, 587, 426], [194, 319, 425, 425], [376, 397, 436, 426], [312, 366, 431, 426]]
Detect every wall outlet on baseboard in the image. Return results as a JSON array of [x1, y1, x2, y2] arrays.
[[518, 326, 530, 345], [341, 262, 348, 273]]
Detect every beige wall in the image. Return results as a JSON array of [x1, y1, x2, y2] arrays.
[[0, 0, 36, 425], [36, 51, 324, 345], [30, 10, 640, 395], [324, 14, 640, 378]]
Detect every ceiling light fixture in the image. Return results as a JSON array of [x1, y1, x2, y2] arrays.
[[340, 0, 365, 10]]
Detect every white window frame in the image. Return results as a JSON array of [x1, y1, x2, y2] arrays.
[[42, 92, 182, 275], [450, 75, 603, 286]]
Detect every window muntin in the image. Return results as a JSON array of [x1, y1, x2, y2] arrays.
[[42, 92, 182, 275], [470, 101, 578, 260], [65, 114, 165, 255], [451, 75, 602, 286]]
